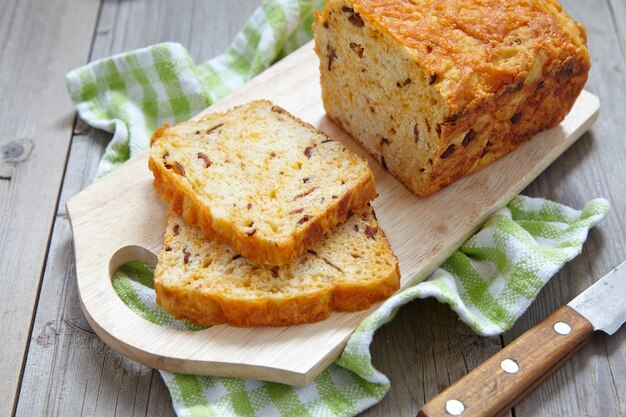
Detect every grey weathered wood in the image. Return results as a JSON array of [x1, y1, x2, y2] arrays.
[[0, 0, 19, 52], [13, 126, 174, 417], [8, 0, 626, 416], [92, 0, 261, 64], [608, 0, 626, 58], [361, 299, 511, 417], [0, 0, 100, 414], [500, 0, 626, 416], [14, 1, 261, 416]]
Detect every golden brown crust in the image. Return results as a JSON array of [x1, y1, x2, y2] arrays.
[[148, 100, 378, 265], [155, 266, 399, 327], [314, 0, 590, 197], [421, 61, 589, 195], [154, 209, 400, 327], [348, 0, 590, 115]]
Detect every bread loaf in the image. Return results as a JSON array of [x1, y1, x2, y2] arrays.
[[154, 206, 400, 327], [313, 0, 590, 196], [149, 100, 377, 265]]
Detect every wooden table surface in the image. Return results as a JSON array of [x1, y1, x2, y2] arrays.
[[1, 0, 624, 416]]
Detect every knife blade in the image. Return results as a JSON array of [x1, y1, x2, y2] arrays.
[[418, 261, 626, 417], [568, 261, 626, 335]]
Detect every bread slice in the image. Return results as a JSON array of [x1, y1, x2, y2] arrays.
[[313, 0, 589, 196], [154, 206, 400, 327], [149, 100, 377, 265]]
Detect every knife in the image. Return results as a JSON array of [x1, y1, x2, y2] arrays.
[[418, 260, 626, 417]]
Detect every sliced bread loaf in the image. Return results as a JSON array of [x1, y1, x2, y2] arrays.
[[154, 206, 400, 327], [149, 100, 377, 265], [313, 0, 589, 196]]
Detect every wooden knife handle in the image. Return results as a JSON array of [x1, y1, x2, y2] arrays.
[[418, 305, 594, 417]]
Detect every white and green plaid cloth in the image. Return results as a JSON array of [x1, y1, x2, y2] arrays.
[[66, 1, 609, 416]]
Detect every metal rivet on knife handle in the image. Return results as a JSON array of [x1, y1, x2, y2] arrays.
[[500, 358, 520, 374], [553, 321, 572, 335], [418, 262, 625, 417], [445, 399, 465, 415], [417, 306, 594, 417]]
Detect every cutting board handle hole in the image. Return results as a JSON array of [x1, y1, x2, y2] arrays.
[[109, 245, 157, 279]]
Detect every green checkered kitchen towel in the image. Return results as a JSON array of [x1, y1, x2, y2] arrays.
[[66, 0, 609, 416]]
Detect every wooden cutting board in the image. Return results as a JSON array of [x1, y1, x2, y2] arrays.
[[67, 41, 599, 386]]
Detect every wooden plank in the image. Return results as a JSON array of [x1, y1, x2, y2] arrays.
[[0, 0, 101, 414], [14, 1, 261, 416], [608, 0, 626, 59], [13, 126, 174, 417], [91, 0, 261, 60], [503, 0, 626, 416], [0, 0, 19, 52]]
